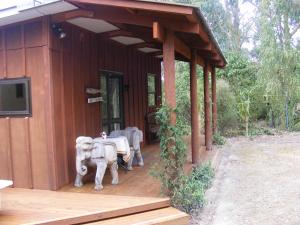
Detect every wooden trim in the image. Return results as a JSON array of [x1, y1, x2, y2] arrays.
[[6, 117, 14, 182], [42, 16, 58, 190], [203, 62, 212, 151], [24, 117, 33, 188], [67, 0, 194, 15], [152, 22, 164, 42], [190, 49, 200, 164]]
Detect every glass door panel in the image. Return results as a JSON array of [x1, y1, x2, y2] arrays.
[[100, 71, 124, 134]]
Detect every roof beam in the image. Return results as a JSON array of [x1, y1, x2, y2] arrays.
[[192, 42, 212, 51], [174, 37, 191, 60], [153, 22, 191, 60]]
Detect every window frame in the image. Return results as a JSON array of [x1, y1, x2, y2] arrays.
[[147, 73, 157, 108], [0, 77, 32, 117]]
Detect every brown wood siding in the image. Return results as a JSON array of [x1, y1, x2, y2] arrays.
[[50, 23, 161, 187], [0, 19, 161, 190], [0, 18, 52, 189]]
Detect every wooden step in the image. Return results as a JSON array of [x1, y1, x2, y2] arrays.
[[0, 188, 170, 225], [85, 207, 189, 225]]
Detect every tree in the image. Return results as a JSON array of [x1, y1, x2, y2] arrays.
[[257, 0, 300, 129]]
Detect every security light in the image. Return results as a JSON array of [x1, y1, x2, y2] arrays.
[[52, 23, 66, 39]]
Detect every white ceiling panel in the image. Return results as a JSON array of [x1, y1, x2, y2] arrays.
[[67, 17, 119, 33], [111, 36, 144, 45], [138, 47, 160, 53], [35, 1, 77, 14]]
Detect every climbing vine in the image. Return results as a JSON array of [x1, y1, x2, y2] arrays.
[[151, 104, 187, 196]]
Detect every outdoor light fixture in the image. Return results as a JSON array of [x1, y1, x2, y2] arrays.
[[52, 23, 66, 39]]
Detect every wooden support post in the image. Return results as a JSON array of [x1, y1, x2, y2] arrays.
[[212, 66, 217, 134], [190, 49, 200, 164], [163, 29, 176, 124], [204, 62, 212, 150]]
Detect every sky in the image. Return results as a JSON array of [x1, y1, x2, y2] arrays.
[[0, 1, 17, 9]]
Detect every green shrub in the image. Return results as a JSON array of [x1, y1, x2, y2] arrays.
[[217, 79, 239, 136], [151, 105, 215, 214], [172, 163, 215, 213], [213, 132, 226, 145], [172, 176, 205, 213], [191, 163, 215, 189]]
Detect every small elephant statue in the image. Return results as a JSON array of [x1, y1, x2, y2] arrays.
[[74, 136, 118, 191], [110, 127, 144, 170]]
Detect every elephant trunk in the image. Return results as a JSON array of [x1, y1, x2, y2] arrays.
[[76, 157, 88, 176]]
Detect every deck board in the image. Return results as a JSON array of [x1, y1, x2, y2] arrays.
[[0, 188, 169, 225], [85, 207, 189, 225]]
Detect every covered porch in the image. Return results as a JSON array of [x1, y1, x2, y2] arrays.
[[49, 0, 226, 190]]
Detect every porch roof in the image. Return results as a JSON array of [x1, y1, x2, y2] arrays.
[[58, 0, 227, 68]]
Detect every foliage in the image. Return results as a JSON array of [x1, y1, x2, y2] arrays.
[[248, 126, 274, 136], [191, 162, 215, 189], [160, 0, 300, 136], [256, 0, 300, 130], [172, 163, 215, 213], [151, 104, 188, 195], [151, 105, 214, 213], [213, 132, 226, 145], [175, 62, 192, 133], [216, 79, 239, 135]]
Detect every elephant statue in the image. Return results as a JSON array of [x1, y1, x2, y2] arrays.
[[74, 136, 118, 191], [110, 127, 144, 170]]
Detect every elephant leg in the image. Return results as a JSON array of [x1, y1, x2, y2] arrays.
[[94, 160, 107, 191], [127, 148, 135, 171], [74, 173, 83, 187], [110, 161, 119, 185], [136, 148, 144, 167]]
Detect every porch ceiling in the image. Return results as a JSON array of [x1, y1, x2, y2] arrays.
[[52, 0, 226, 68], [67, 17, 119, 33]]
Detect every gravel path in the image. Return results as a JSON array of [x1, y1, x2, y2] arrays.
[[192, 132, 300, 225]]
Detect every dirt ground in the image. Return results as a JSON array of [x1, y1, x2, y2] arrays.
[[192, 132, 300, 225]]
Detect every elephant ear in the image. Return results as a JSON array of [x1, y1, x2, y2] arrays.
[[91, 142, 105, 159]]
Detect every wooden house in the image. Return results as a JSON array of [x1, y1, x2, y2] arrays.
[[0, 0, 226, 192]]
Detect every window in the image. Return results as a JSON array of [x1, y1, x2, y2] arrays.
[[0, 78, 31, 116], [147, 74, 156, 107]]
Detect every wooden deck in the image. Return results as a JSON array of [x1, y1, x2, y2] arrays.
[[0, 188, 187, 225], [60, 139, 203, 197], [0, 137, 222, 225]]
